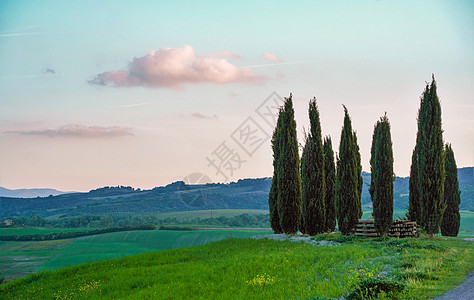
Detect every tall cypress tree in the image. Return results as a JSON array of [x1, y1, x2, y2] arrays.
[[408, 147, 421, 224], [417, 76, 445, 235], [323, 136, 336, 232], [269, 108, 283, 233], [301, 98, 326, 235], [369, 113, 394, 235], [441, 144, 461, 237], [353, 132, 363, 219], [336, 105, 361, 235], [277, 94, 302, 234]]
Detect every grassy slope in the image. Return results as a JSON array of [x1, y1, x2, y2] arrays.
[[0, 230, 268, 280], [0, 228, 96, 236], [1, 236, 472, 299]]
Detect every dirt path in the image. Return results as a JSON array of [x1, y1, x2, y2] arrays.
[[434, 271, 474, 300], [433, 238, 473, 300]]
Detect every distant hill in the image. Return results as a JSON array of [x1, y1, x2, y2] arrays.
[[0, 167, 472, 218], [0, 178, 272, 218], [0, 187, 74, 198]]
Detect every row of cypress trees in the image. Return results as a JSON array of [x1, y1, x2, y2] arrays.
[[269, 94, 363, 235], [269, 76, 461, 236], [408, 76, 461, 236]]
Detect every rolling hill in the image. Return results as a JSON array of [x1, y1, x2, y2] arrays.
[[0, 167, 472, 218], [0, 187, 73, 198]]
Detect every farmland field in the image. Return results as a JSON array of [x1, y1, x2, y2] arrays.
[[0, 229, 269, 281], [0, 227, 96, 236], [1, 235, 472, 299]]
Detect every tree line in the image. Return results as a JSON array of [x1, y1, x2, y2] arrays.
[[269, 76, 461, 236], [1, 213, 270, 230]]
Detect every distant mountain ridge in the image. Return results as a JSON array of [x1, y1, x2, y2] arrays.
[[0, 167, 472, 218], [0, 187, 74, 198]]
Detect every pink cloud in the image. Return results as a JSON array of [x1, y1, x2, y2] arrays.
[[191, 113, 218, 119], [6, 124, 133, 138], [263, 52, 281, 62], [89, 45, 263, 89], [211, 50, 242, 59]]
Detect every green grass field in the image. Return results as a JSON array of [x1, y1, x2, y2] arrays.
[[0, 227, 96, 236], [1, 235, 472, 299], [0, 230, 269, 281]]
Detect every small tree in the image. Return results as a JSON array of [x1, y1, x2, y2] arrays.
[[369, 113, 394, 236], [441, 144, 461, 236], [336, 105, 362, 235], [277, 94, 302, 234], [301, 98, 325, 235], [323, 136, 336, 232], [268, 108, 283, 233]]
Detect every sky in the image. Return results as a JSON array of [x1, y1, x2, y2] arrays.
[[0, 0, 473, 192]]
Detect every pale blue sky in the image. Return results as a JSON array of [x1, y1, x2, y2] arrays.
[[1, 1, 473, 191]]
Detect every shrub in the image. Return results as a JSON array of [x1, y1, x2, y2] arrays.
[[346, 274, 405, 300]]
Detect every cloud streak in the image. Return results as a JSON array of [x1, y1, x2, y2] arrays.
[[263, 52, 281, 61], [89, 45, 264, 89], [0, 25, 44, 38], [109, 102, 151, 109], [6, 124, 133, 138], [191, 112, 218, 119]]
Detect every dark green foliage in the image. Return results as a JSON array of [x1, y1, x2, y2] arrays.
[[277, 94, 302, 234], [336, 105, 362, 235], [353, 132, 363, 219], [323, 136, 336, 232], [417, 76, 445, 234], [408, 147, 421, 224], [269, 109, 283, 233], [346, 275, 406, 300], [301, 98, 326, 235], [369, 113, 394, 235], [441, 144, 461, 236], [4, 213, 270, 231]]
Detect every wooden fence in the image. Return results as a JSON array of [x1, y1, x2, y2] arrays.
[[354, 219, 417, 238]]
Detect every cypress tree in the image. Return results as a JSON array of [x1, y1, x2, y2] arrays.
[[269, 108, 283, 233], [277, 94, 302, 234], [408, 146, 421, 224], [336, 105, 361, 235], [417, 76, 445, 235], [353, 132, 363, 219], [408, 82, 429, 225], [323, 136, 336, 232], [369, 113, 394, 235], [441, 144, 461, 236], [301, 98, 326, 235]]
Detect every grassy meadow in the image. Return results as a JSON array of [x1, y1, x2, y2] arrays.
[[1, 235, 472, 299], [0, 227, 96, 236], [0, 230, 268, 281]]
